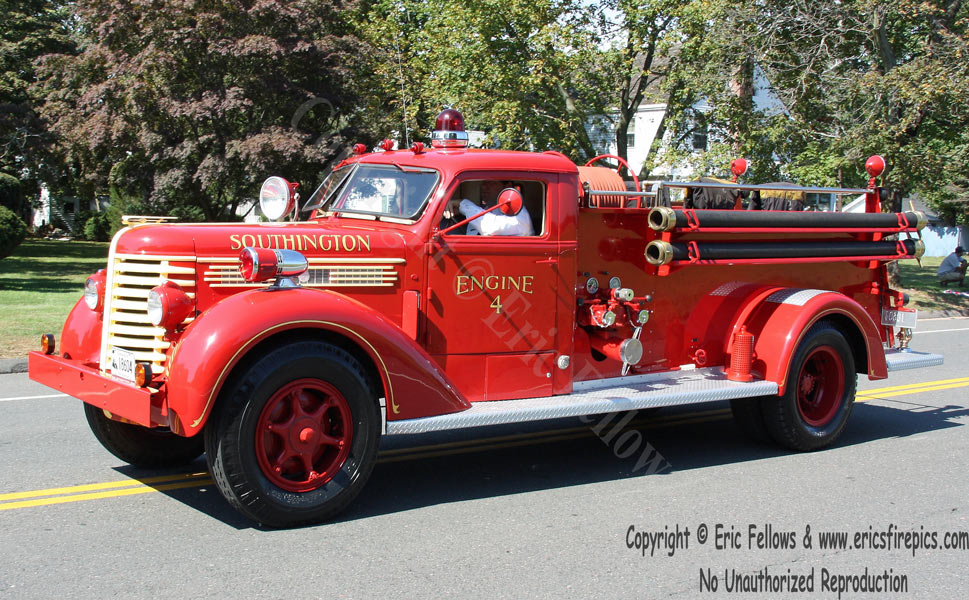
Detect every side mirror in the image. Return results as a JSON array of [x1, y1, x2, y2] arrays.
[[497, 188, 523, 216]]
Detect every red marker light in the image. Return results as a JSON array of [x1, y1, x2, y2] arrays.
[[730, 158, 748, 179], [380, 139, 395, 151], [865, 155, 886, 178], [352, 143, 367, 155], [411, 141, 425, 154]]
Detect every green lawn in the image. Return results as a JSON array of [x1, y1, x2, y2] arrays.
[[896, 256, 969, 316], [0, 239, 109, 358]]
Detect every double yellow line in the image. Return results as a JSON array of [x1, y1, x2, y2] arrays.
[[0, 472, 212, 511], [3, 376, 967, 513], [856, 376, 969, 400]]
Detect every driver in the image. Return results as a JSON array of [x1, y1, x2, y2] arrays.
[[451, 180, 534, 236]]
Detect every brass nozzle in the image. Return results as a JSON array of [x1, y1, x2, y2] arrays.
[[914, 211, 928, 231], [647, 206, 677, 232], [914, 239, 926, 260], [645, 240, 674, 266]]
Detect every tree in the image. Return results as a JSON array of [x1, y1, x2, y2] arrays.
[[35, 0, 372, 221], [683, 0, 969, 217], [0, 0, 74, 195], [363, 0, 612, 159]]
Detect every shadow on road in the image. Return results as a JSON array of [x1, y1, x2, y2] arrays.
[[119, 399, 969, 529]]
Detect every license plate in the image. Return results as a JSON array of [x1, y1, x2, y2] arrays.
[[881, 308, 918, 330], [111, 348, 137, 381]]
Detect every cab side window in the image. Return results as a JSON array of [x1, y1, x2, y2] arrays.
[[439, 179, 545, 236]]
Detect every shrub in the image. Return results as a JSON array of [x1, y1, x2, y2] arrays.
[[0, 205, 28, 259], [0, 173, 25, 215], [73, 209, 95, 238], [83, 212, 113, 242]]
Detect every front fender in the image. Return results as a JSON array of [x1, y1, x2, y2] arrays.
[[733, 289, 887, 395], [165, 288, 470, 436], [60, 297, 102, 365]]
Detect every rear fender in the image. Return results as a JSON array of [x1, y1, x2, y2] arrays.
[[165, 288, 469, 437], [731, 289, 886, 395]]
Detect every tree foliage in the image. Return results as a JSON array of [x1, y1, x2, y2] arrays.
[[36, 0, 371, 221], [363, 0, 614, 160], [667, 0, 969, 219], [0, 172, 26, 216], [0, 0, 74, 194]]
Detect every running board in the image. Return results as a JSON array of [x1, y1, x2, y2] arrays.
[[884, 349, 944, 372], [386, 367, 777, 435]]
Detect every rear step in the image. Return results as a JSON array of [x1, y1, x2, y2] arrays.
[[884, 349, 945, 372], [387, 350, 944, 435]]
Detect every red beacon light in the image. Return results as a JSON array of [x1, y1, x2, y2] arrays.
[[379, 138, 395, 152], [352, 143, 367, 155], [431, 108, 469, 148], [239, 247, 309, 288]]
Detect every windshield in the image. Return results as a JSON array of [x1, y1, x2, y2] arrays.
[[302, 166, 354, 213], [306, 163, 439, 220]]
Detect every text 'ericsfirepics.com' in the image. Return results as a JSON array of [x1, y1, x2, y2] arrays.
[[625, 523, 969, 598]]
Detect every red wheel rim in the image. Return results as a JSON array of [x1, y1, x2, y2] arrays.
[[795, 346, 845, 427], [255, 379, 353, 492]]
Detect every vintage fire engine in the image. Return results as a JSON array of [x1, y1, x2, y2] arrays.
[[29, 109, 943, 527]]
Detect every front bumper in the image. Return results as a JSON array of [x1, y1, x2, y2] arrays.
[[28, 352, 165, 427]]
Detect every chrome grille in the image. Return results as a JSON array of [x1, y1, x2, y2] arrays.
[[101, 254, 196, 378]]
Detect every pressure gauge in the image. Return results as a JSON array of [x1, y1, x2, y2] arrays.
[[609, 276, 621, 289], [585, 277, 599, 295]]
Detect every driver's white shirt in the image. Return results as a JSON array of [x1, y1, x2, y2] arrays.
[[458, 199, 534, 236]]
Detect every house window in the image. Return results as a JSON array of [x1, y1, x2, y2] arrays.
[[692, 123, 708, 151], [627, 125, 636, 149]]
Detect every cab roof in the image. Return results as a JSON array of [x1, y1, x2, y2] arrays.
[[340, 147, 579, 175]]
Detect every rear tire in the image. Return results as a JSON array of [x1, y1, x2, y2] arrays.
[[83, 403, 204, 468], [205, 341, 380, 528], [761, 323, 856, 451]]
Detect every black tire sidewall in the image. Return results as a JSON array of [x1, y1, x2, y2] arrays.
[[83, 403, 204, 467], [765, 325, 857, 451], [210, 341, 379, 525]]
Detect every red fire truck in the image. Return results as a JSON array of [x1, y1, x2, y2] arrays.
[[29, 109, 942, 527]]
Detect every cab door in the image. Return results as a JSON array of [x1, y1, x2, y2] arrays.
[[424, 172, 563, 401]]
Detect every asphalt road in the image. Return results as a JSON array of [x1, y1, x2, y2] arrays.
[[2, 318, 968, 599]]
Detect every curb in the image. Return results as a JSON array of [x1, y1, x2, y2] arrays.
[[0, 358, 28, 375]]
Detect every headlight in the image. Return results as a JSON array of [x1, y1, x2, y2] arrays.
[[147, 282, 194, 331], [147, 289, 164, 326], [260, 176, 297, 221], [83, 269, 106, 312]]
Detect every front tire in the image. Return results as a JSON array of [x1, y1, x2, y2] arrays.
[[83, 403, 204, 468], [761, 323, 857, 451], [205, 341, 380, 528]]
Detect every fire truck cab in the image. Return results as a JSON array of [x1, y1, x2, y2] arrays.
[[29, 110, 943, 527]]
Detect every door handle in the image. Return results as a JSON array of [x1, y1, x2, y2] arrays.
[[535, 257, 558, 264]]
